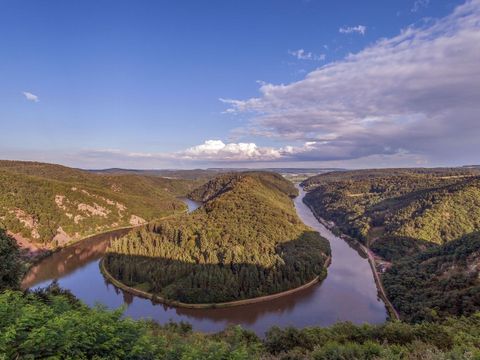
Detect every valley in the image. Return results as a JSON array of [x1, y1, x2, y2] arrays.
[[2, 162, 479, 358], [20, 174, 386, 335]]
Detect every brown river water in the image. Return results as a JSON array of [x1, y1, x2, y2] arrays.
[[22, 190, 387, 336]]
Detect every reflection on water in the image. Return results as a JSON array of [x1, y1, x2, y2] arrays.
[[180, 198, 202, 213], [23, 191, 387, 336]]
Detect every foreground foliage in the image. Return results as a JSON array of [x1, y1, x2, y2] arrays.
[[1, 287, 479, 359], [105, 172, 331, 303], [0, 230, 22, 290]]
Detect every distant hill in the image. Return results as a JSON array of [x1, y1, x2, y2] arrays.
[[105, 171, 331, 304], [0, 160, 201, 250], [90, 168, 221, 180]]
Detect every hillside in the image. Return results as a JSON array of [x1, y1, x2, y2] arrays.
[[104, 172, 331, 304], [188, 171, 298, 202], [383, 232, 480, 323], [302, 169, 480, 246], [0, 161, 201, 250], [302, 168, 480, 323]]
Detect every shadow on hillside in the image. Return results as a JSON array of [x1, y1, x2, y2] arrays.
[[103, 230, 330, 305], [370, 235, 437, 262]]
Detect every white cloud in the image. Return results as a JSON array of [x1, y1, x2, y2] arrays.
[[180, 140, 282, 161], [22, 91, 39, 102], [412, 0, 430, 12], [288, 49, 325, 61], [77, 140, 280, 163], [74, 138, 336, 165], [339, 25, 367, 35], [222, 0, 480, 163]]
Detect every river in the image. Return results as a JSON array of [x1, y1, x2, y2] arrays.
[[22, 187, 387, 336]]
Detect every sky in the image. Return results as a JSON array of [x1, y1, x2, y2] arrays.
[[1, 0, 478, 169]]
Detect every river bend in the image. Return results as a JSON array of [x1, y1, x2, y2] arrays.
[[22, 188, 387, 335]]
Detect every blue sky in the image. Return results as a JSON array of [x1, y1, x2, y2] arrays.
[[1, 0, 478, 169]]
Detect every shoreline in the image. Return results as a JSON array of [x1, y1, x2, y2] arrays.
[[20, 225, 139, 287], [302, 198, 400, 321], [100, 256, 331, 309]]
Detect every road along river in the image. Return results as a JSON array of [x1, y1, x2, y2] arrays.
[[22, 188, 387, 336]]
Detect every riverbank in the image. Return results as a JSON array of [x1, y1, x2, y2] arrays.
[[20, 225, 138, 288], [100, 256, 331, 309], [20, 205, 195, 285], [302, 198, 400, 321]]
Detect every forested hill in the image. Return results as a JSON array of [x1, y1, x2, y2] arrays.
[[302, 168, 480, 322], [302, 168, 480, 245], [302, 167, 480, 190], [188, 171, 298, 202], [0, 160, 201, 250], [383, 232, 480, 323], [105, 172, 331, 304]]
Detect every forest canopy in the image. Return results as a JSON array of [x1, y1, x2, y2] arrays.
[[383, 232, 480, 323]]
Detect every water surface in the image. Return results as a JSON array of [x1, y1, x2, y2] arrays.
[[23, 190, 387, 335]]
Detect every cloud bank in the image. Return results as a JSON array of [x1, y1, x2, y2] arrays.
[[75, 139, 324, 165], [222, 0, 480, 164]]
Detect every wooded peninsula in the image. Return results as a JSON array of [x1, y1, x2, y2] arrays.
[[104, 172, 331, 304]]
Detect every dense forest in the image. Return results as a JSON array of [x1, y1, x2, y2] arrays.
[[302, 168, 480, 323], [90, 167, 222, 180], [0, 229, 22, 290], [383, 232, 480, 323], [104, 172, 331, 303], [0, 161, 202, 249]]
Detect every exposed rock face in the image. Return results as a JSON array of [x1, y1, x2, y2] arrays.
[[77, 203, 110, 217], [11, 209, 40, 239], [129, 215, 146, 226], [55, 195, 67, 210], [52, 227, 72, 247]]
